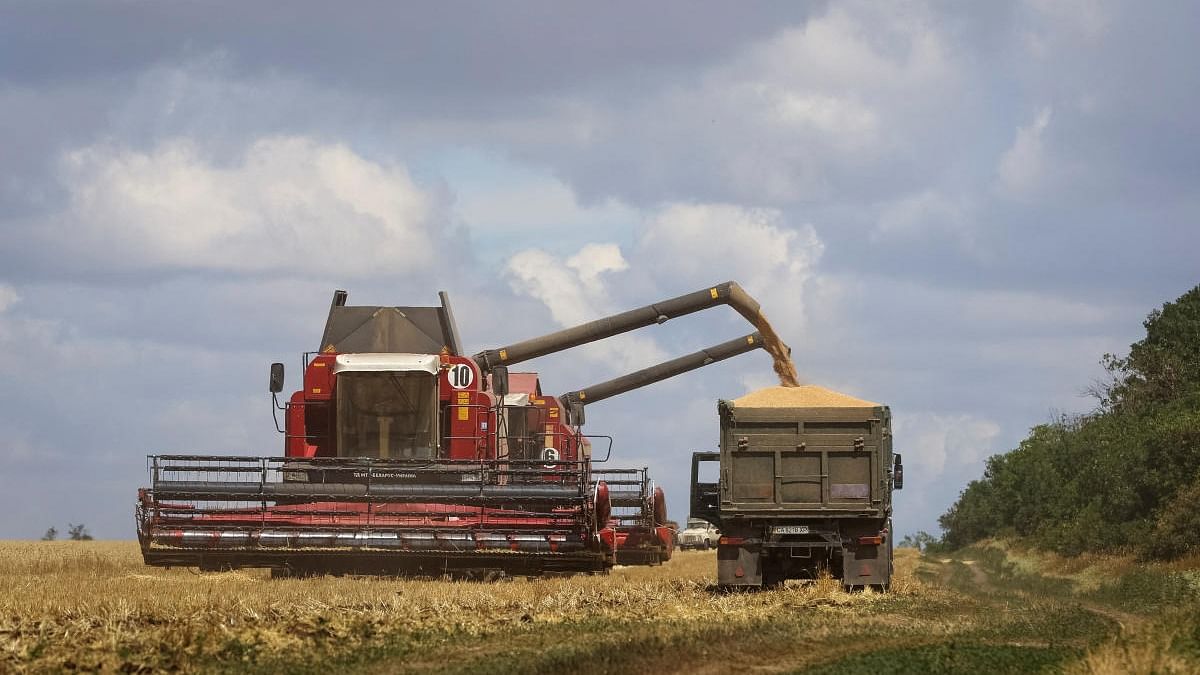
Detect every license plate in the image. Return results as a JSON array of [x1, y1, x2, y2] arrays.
[[772, 525, 809, 535]]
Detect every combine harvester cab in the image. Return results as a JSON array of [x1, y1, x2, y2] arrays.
[[594, 467, 673, 565], [137, 283, 784, 578]]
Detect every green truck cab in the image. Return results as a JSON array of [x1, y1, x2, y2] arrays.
[[690, 396, 903, 590]]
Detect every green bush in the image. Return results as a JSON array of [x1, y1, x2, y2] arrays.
[[1142, 476, 1200, 560]]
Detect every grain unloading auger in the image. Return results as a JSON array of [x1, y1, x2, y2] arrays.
[[136, 282, 784, 577]]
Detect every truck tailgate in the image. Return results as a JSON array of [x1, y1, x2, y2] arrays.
[[721, 406, 889, 515]]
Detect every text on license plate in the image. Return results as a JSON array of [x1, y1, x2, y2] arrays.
[[772, 525, 810, 535]]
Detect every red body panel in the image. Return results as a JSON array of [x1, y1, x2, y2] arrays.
[[282, 353, 584, 464]]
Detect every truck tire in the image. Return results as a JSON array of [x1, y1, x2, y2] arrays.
[[761, 562, 785, 588]]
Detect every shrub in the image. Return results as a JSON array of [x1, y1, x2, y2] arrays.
[[1141, 477, 1200, 560]]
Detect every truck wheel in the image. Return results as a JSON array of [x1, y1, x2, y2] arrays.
[[761, 558, 789, 588], [702, 541, 710, 550]]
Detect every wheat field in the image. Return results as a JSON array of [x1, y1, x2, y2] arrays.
[[0, 542, 918, 673], [0, 541, 1195, 673]]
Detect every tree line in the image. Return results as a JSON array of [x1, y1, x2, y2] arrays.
[[934, 284, 1200, 559], [41, 524, 93, 541]]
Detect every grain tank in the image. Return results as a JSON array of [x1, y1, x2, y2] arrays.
[[690, 386, 903, 590]]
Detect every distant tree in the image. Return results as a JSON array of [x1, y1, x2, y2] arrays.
[[67, 523, 93, 541], [899, 531, 941, 552], [41, 527, 58, 541]]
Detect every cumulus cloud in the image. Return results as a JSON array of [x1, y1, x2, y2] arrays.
[[13, 137, 443, 278], [505, 244, 665, 372], [887, 410, 1002, 535], [0, 284, 17, 313], [997, 107, 1054, 198], [567, 243, 629, 294], [505, 203, 827, 380], [527, 2, 962, 206], [638, 203, 824, 333], [1024, 0, 1112, 45], [873, 190, 977, 252], [894, 412, 1001, 476], [765, 92, 879, 143], [732, 4, 954, 102], [507, 246, 619, 328], [507, 202, 827, 339], [720, 4, 960, 200]]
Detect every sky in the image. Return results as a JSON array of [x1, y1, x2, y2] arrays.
[[1, 1, 1197, 540]]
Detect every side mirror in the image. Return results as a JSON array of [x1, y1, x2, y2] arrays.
[[893, 453, 904, 491], [269, 362, 285, 393], [492, 366, 509, 398]]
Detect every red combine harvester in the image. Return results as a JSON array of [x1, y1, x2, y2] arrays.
[[136, 282, 780, 578], [593, 467, 673, 565]]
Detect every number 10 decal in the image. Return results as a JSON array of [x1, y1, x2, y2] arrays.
[[448, 363, 475, 389]]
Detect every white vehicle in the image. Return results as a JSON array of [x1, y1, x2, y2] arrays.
[[678, 518, 720, 550]]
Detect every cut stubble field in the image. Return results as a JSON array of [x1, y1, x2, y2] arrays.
[[1, 542, 1198, 674]]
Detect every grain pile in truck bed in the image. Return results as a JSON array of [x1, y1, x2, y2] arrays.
[[733, 385, 879, 408]]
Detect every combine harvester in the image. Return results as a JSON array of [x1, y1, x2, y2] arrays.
[[592, 467, 672, 565], [136, 282, 784, 578]]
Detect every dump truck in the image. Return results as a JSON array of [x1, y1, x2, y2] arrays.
[[136, 282, 782, 578], [690, 386, 903, 590]]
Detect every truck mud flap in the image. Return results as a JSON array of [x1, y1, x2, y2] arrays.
[[841, 541, 891, 589], [717, 544, 762, 587]]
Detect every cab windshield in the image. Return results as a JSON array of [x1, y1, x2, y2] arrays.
[[336, 371, 438, 459]]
